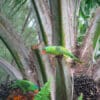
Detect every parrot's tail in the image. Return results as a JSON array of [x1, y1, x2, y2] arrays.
[[74, 58, 83, 64], [67, 53, 83, 64]]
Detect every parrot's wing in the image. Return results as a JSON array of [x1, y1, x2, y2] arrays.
[[10, 80, 37, 93], [10, 80, 29, 93], [16, 80, 39, 92], [64, 51, 83, 63], [34, 81, 50, 100]]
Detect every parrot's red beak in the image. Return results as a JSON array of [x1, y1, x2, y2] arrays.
[[41, 50, 46, 54]]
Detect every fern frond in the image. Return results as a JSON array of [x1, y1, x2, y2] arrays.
[[34, 81, 51, 100], [78, 93, 83, 100]]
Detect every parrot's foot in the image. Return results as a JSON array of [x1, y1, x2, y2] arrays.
[[55, 55, 63, 59]]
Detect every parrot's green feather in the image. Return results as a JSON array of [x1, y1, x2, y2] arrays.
[[11, 80, 38, 93], [43, 46, 82, 63]]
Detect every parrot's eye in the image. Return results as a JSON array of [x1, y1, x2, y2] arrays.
[[41, 50, 46, 54]]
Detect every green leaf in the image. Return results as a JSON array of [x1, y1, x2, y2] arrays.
[[93, 16, 100, 61], [10, 0, 27, 16], [78, 93, 83, 100], [93, 23, 100, 49], [34, 81, 51, 100], [77, 0, 100, 44]]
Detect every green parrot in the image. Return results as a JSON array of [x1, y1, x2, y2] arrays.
[[9, 80, 50, 100], [10, 80, 39, 94], [42, 46, 82, 63]]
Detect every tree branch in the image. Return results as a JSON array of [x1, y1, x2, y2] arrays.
[[21, 8, 32, 34], [31, 1, 55, 99], [31, 0, 52, 45], [0, 57, 23, 79], [0, 13, 38, 83]]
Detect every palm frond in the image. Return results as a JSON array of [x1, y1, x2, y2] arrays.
[[77, 0, 100, 44], [10, 0, 27, 16], [93, 11, 100, 61]]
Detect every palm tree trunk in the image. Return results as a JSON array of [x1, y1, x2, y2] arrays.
[[49, 0, 76, 99], [31, 0, 82, 100]]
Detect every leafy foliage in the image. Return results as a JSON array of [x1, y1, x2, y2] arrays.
[[93, 16, 100, 49], [0, 0, 27, 17], [0, 69, 10, 83], [0, 0, 38, 63], [34, 81, 50, 100], [77, 0, 100, 45], [92, 9, 100, 61], [0, 40, 13, 62], [10, 0, 27, 16], [78, 93, 83, 100], [77, 0, 100, 61]]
